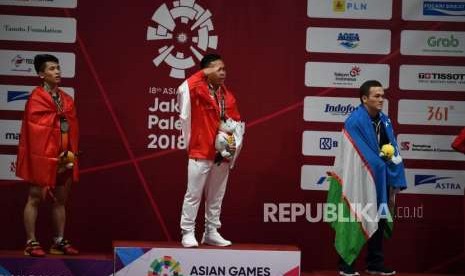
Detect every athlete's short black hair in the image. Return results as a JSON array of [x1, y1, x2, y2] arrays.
[[34, 54, 59, 74], [200, 53, 222, 69], [359, 80, 383, 103]]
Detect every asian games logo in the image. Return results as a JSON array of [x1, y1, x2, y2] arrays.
[[146, 0, 218, 79], [148, 256, 183, 276]]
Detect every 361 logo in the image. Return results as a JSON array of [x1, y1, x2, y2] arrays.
[[146, 0, 218, 79], [148, 256, 183, 276]]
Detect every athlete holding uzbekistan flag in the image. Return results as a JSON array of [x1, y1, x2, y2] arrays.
[[327, 80, 407, 276]]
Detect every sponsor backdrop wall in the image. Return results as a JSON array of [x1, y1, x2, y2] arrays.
[[0, 0, 464, 273]]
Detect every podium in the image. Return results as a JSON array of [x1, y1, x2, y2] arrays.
[[113, 241, 301, 276], [0, 250, 113, 276]]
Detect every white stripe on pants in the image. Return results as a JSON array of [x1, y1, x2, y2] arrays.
[[180, 158, 230, 233]]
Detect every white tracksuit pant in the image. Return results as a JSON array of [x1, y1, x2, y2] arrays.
[[180, 158, 230, 233]]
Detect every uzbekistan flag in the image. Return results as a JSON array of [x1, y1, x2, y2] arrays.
[[327, 105, 406, 265]]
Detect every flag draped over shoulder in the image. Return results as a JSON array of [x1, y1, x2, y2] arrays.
[[177, 78, 245, 168], [327, 105, 406, 265], [16, 87, 79, 187]]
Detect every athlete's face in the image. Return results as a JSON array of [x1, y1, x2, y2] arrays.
[[207, 59, 226, 87], [362, 86, 384, 116], [39, 61, 61, 86]]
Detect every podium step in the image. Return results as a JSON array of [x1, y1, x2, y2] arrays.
[[0, 250, 113, 276], [114, 241, 301, 276]]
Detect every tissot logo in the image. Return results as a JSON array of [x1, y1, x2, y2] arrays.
[[7, 91, 30, 102], [423, 1, 465, 16], [146, 1, 218, 79], [418, 72, 465, 80], [338, 32, 360, 49]]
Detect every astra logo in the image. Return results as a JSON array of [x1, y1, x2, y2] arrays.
[[320, 137, 338, 150], [427, 35, 460, 48], [414, 174, 462, 190], [7, 91, 30, 102], [324, 103, 356, 115], [333, 0, 368, 12], [338, 32, 360, 49], [423, 1, 465, 16], [316, 176, 327, 185], [400, 141, 410, 150]]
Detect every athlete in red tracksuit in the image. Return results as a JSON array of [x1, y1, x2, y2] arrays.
[[177, 54, 244, 247]]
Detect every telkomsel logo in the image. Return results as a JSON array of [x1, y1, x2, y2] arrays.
[[148, 256, 183, 276], [7, 91, 30, 102], [146, 1, 218, 79], [338, 32, 360, 49], [423, 1, 465, 16], [415, 174, 462, 190]]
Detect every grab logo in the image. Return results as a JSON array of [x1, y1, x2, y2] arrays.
[[146, 0, 218, 79]]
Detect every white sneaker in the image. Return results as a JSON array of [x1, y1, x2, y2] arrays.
[[181, 232, 198, 247], [201, 231, 232, 246]]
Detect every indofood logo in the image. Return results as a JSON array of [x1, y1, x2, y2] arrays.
[[337, 32, 360, 49], [146, 0, 218, 79], [148, 256, 183, 276]]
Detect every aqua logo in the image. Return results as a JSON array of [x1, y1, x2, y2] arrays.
[[338, 32, 360, 49]]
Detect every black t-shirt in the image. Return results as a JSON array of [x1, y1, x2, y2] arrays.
[[371, 114, 389, 148]]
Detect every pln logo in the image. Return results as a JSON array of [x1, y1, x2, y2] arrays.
[[146, 0, 218, 79], [338, 32, 360, 49], [320, 137, 338, 150], [148, 255, 183, 276], [414, 174, 462, 190], [333, 0, 368, 12]]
